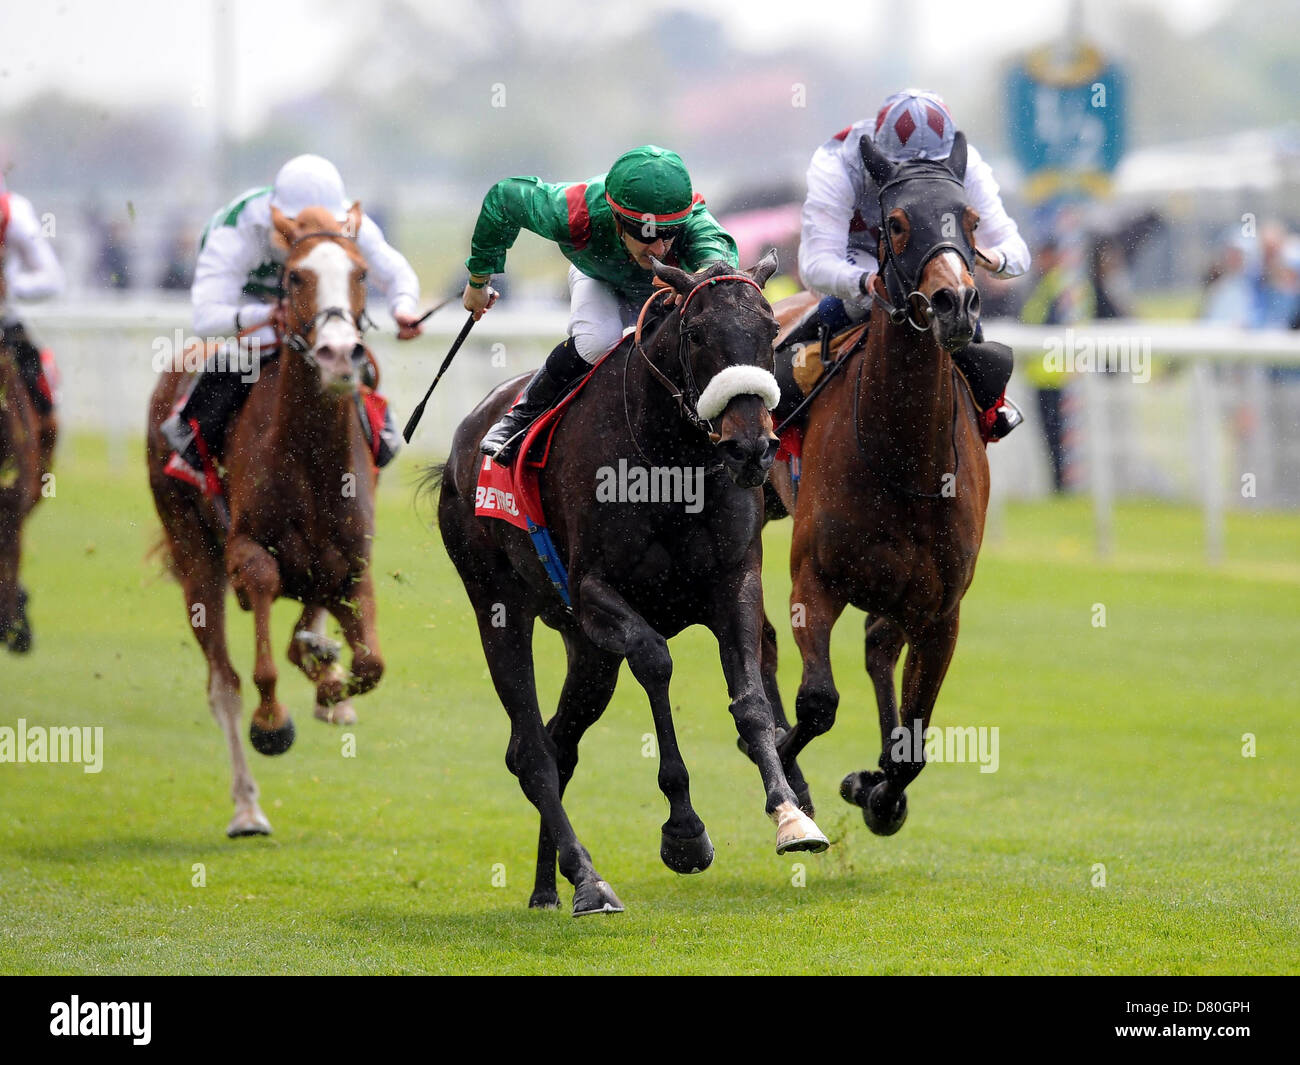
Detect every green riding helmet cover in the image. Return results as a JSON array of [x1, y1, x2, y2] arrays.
[[604, 145, 695, 238]]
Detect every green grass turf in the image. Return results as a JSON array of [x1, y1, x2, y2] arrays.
[[1, 436, 1296, 974]]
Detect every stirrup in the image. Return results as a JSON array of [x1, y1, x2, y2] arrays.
[[988, 398, 1024, 441]]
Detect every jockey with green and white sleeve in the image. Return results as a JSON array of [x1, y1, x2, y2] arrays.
[[161, 154, 423, 491], [463, 145, 739, 465], [797, 89, 1030, 440]]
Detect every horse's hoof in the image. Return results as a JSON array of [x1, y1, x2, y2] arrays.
[[5, 626, 32, 654], [771, 800, 830, 854], [314, 702, 357, 726], [226, 808, 272, 837], [572, 879, 624, 917], [293, 629, 341, 667], [840, 769, 886, 807], [249, 717, 296, 756], [528, 890, 560, 910], [660, 827, 714, 874], [863, 781, 908, 836]]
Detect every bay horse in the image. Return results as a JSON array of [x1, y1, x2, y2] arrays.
[[432, 254, 828, 916], [0, 280, 41, 653], [762, 133, 990, 835], [147, 204, 384, 837]]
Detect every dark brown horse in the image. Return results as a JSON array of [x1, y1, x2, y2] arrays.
[[0, 291, 41, 653], [762, 134, 990, 834], [147, 204, 385, 837], [432, 254, 827, 916]]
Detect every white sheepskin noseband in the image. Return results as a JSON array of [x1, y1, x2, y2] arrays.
[[696, 365, 781, 421]]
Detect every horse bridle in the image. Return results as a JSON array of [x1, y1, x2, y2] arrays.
[[278, 230, 374, 362], [872, 168, 975, 334], [632, 273, 767, 438]]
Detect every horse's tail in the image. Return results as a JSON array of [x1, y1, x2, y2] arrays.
[[145, 532, 179, 583], [415, 461, 450, 523]]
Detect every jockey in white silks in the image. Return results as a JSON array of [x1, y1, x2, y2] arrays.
[[161, 154, 422, 491], [1, 176, 65, 470], [796, 89, 1030, 439]]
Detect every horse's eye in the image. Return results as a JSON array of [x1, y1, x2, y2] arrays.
[[288, 270, 303, 286], [687, 328, 705, 346], [889, 218, 905, 235], [357, 270, 368, 284]]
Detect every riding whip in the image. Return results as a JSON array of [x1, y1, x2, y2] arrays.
[[403, 311, 479, 442]]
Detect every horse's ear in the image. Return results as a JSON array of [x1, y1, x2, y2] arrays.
[[749, 248, 779, 288], [946, 131, 968, 182], [651, 256, 694, 296], [271, 205, 298, 249], [858, 135, 894, 187], [344, 200, 362, 240]]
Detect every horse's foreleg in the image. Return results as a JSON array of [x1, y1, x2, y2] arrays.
[[753, 607, 815, 815], [840, 614, 907, 819], [228, 539, 294, 757], [577, 574, 714, 873], [324, 571, 384, 705], [530, 632, 622, 910], [782, 565, 847, 765], [286, 606, 356, 725], [711, 568, 828, 855], [865, 611, 960, 836], [473, 591, 620, 916]]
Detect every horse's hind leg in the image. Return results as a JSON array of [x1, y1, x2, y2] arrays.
[[227, 538, 296, 756], [862, 611, 960, 837], [530, 631, 622, 910], [174, 544, 269, 836], [287, 606, 357, 726], [322, 571, 384, 706], [840, 614, 906, 824], [473, 593, 622, 916]]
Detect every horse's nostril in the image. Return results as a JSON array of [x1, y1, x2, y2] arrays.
[[930, 289, 958, 319], [965, 288, 981, 319]]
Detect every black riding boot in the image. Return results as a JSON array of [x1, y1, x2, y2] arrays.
[[480, 337, 589, 465], [952, 334, 1022, 440], [2, 321, 52, 415], [161, 358, 258, 487]]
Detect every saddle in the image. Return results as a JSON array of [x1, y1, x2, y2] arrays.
[[473, 337, 625, 608]]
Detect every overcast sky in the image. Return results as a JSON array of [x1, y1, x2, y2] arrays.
[[0, 0, 1234, 135]]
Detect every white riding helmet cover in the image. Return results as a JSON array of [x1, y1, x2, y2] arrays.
[[270, 154, 350, 220], [872, 90, 956, 163]]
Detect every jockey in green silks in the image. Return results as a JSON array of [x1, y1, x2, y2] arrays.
[[462, 145, 739, 465]]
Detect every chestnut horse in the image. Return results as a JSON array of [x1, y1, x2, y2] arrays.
[[432, 255, 828, 916], [147, 204, 384, 837], [0, 290, 41, 653], [763, 133, 990, 835]]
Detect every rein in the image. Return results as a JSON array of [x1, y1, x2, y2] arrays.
[[631, 273, 766, 438]]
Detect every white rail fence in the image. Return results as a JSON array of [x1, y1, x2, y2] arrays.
[[20, 299, 1300, 562]]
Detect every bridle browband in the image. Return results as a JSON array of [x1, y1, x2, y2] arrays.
[[632, 272, 766, 438]]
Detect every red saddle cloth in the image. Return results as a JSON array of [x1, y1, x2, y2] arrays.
[[474, 345, 616, 531]]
